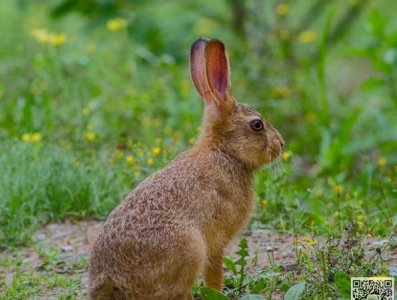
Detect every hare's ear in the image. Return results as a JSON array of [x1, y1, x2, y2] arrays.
[[190, 38, 212, 103], [205, 39, 231, 104]]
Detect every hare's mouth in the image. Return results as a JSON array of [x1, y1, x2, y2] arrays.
[[269, 145, 282, 162]]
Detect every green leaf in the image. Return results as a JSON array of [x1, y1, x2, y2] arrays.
[[236, 238, 249, 265], [281, 282, 291, 293], [250, 278, 265, 294], [361, 78, 385, 91], [236, 238, 250, 288], [334, 271, 350, 299], [284, 281, 306, 300], [200, 287, 228, 300], [240, 295, 265, 300], [368, 9, 386, 38], [223, 256, 237, 276]]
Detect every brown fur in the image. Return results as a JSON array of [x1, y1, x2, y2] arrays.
[[89, 38, 284, 300]]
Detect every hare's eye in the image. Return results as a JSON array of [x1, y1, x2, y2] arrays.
[[250, 119, 264, 131]]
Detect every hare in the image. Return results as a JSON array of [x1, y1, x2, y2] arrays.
[[89, 38, 284, 300]]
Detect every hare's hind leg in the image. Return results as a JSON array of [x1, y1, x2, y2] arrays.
[[88, 275, 114, 300], [204, 250, 224, 290], [151, 228, 206, 300]]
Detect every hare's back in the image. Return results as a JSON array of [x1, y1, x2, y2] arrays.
[[119, 151, 208, 213]]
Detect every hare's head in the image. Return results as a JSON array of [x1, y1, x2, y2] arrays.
[[190, 38, 284, 170]]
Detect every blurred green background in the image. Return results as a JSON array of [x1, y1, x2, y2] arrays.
[[0, 0, 396, 247]]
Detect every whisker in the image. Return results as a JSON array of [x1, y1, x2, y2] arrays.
[[278, 158, 287, 173], [272, 160, 280, 177]]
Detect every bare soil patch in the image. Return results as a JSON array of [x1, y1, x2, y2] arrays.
[[1, 221, 396, 297]]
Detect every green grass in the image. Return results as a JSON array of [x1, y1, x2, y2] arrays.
[[0, 0, 396, 298], [0, 246, 87, 299], [0, 142, 129, 247], [200, 234, 395, 299]]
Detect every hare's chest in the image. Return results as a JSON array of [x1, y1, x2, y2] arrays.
[[209, 183, 254, 240]]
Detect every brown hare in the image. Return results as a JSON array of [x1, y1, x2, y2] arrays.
[[89, 38, 284, 300]]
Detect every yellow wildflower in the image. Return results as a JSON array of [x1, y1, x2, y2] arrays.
[[302, 236, 317, 246], [126, 155, 135, 166], [106, 18, 128, 31], [31, 29, 66, 46], [85, 131, 96, 142], [333, 184, 344, 195], [189, 137, 195, 145], [31, 29, 50, 43], [22, 133, 31, 142], [147, 157, 154, 166], [276, 3, 289, 16], [30, 133, 42, 143], [298, 30, 317, 44], [152, 147, 161, 156], [134, 171, 141, 177], [261, 199, 269, 206], [356, 214, 364, 221], [282, 151, 292, 161], [50, 34, 66, 46], [357, 220, 363, 228], [299, 249, 307, 256], [377, 157, 387, 167], [278, 223, 286, 230], [21, 132, 42, 143]]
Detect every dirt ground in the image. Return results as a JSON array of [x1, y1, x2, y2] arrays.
[[1, 221, 396, 298]]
